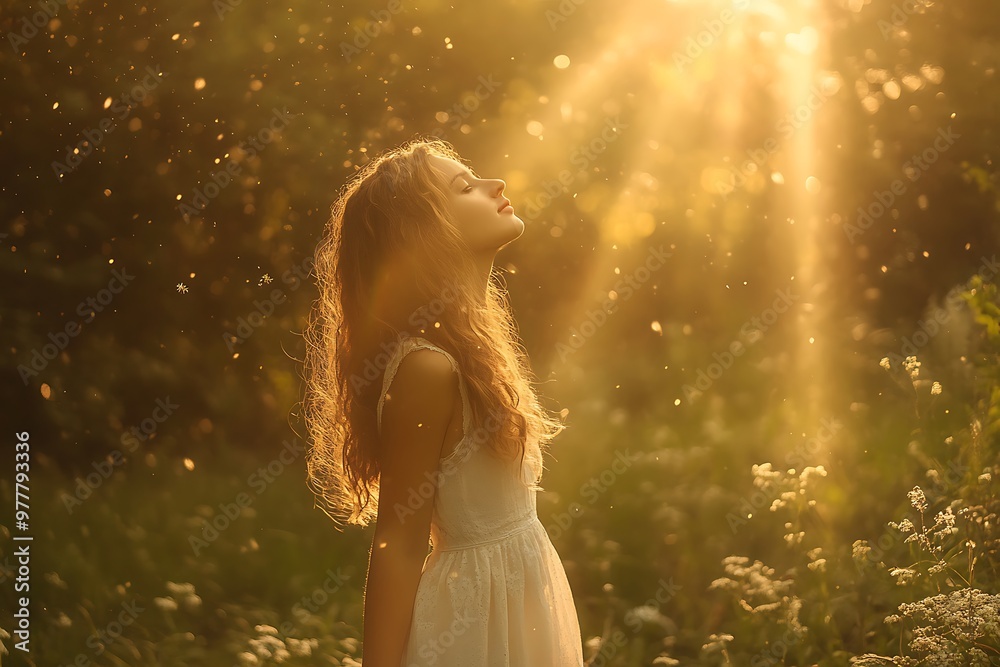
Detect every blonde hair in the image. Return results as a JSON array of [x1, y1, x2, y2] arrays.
[[302, 137, 566, 528]]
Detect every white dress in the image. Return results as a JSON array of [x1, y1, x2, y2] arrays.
[[376, 335, 585, 667]]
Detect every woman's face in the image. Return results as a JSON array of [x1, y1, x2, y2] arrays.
[[428, 154, 524, 254]]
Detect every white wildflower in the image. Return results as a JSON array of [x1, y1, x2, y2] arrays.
[[153, 596, 178, 612], [928, 560, 948, 574], [931, 506, 957, 540], [890, 518, 915, 534], [889, 567, 917, 585], [626, 604, 671, 630], [166, 581, 196, 597], [784, 531, 805, 546], [701, 633, 735, 654], [931, 381, 942, 395], [287, 637, 318, 657], [799, 465, 827, 484], [907, 486, 928, 512]]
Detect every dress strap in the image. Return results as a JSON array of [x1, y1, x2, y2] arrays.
[[376, 336, 473, 446]]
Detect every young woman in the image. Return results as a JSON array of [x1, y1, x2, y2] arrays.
[[302, 138, 585, 666]]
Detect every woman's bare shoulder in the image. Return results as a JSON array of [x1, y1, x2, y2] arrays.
[[381, 347, 459, 431]]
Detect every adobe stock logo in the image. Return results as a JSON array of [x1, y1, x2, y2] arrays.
[[681, 286, 799, 403], [843, 125, 960, 244]]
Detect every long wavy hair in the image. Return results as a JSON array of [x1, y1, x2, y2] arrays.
[[302, 137, 566, 529]]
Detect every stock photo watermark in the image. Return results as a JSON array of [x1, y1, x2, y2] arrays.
[[673, 0, 750, 72], [881, 255, 996, 367], [717, 81, 832, 199], [852, 459, 968, 574], [876, 0, 934, 40], [339, 0, 402, 62], [682, 285, 800, 403], [843, 125, 960, 243], [347, 278, 466, 395], [521, 113, 629, 222], [17, 266, 135, 385], [7, 0, 69, 53], [61, 397, 180, 514], [393, 407, 504, 523], [556, 244, 671, 362], [427, 75, 502, 141], [52, 65, 169, 181], [178, 107, 295, 220], [546, 449, 641, 540], [189, 438, 304, 555], [723, 413, 844, 537], [222, 253, 314, 354]]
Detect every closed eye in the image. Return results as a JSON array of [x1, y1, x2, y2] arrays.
[[461, 185, 473, 193]]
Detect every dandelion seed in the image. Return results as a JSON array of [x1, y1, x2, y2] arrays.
[[176, 282, 189, 293]]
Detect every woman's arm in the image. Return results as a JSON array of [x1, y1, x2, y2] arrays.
[[362, 348, 458, 667]]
